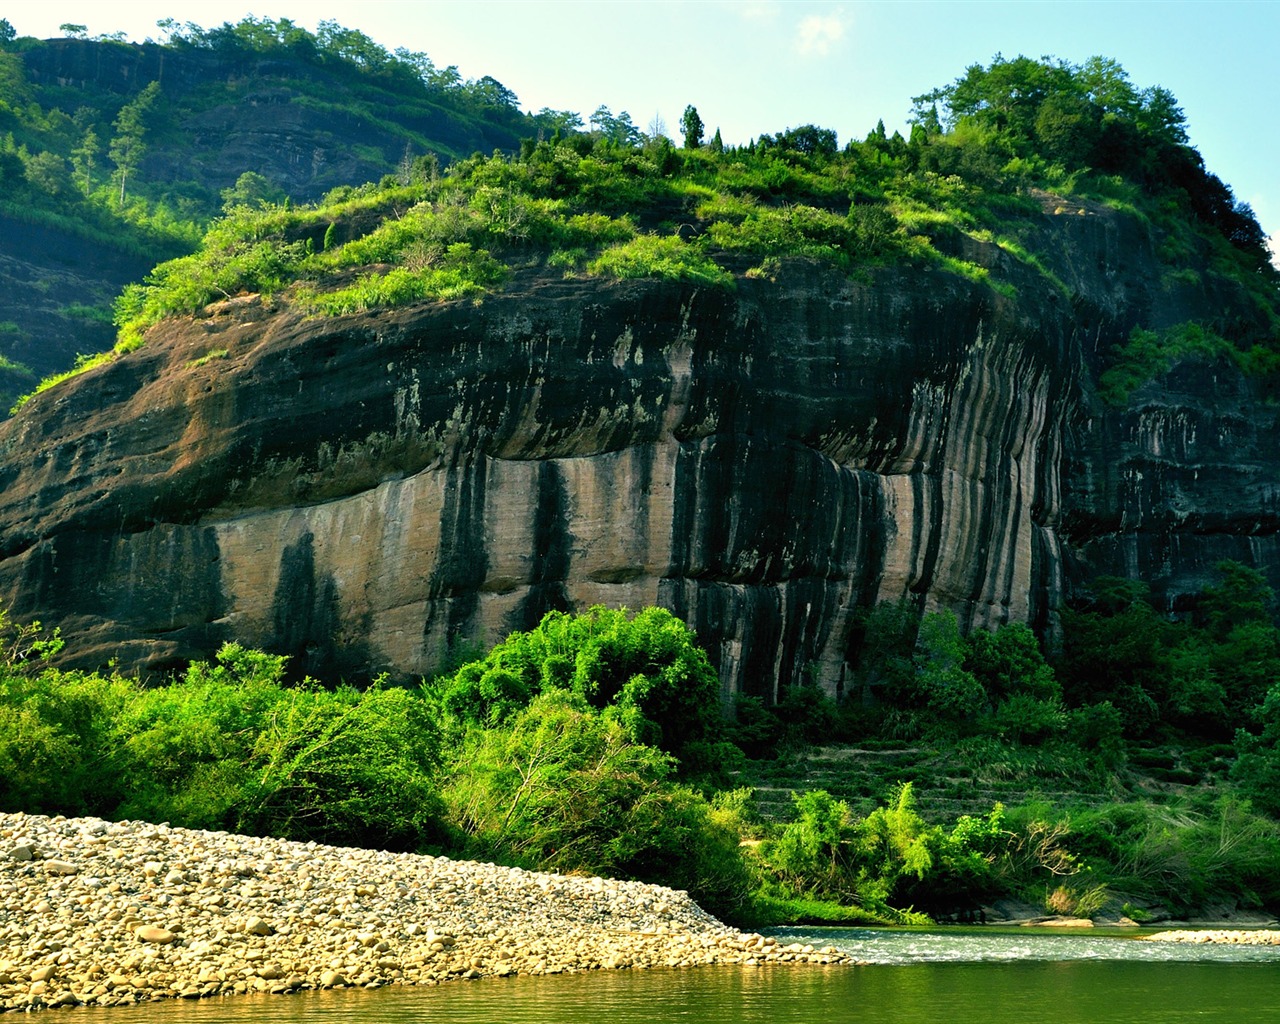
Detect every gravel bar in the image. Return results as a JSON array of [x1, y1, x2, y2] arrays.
[[1143, 929, 1280, 945], [0, 812, 852, 1012]]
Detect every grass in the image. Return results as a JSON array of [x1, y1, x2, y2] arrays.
[[186, 348, 229, 368], [588, 234, 735, 287]]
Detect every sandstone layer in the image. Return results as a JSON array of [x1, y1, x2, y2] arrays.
[[0, 200, 1276, 698], [0, 811, 850, 1013]]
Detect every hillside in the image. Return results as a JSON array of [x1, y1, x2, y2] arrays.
[[0, 18, 570, 403]]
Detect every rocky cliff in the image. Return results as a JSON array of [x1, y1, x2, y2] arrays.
[[0, 198, 1276, 699]]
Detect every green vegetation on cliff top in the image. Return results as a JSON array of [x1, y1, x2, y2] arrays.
[[6, 47, 1278, 412]]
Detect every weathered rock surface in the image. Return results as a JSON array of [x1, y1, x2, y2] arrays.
[[0, 200, 1277, 697], [0, 812, 851, 1012]]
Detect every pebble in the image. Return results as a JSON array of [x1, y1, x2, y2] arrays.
[[0, 811, 854, 1012], [1144, 929, 1280, 946]]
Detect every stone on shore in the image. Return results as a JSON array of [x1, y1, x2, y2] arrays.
[[0, 810, 854, 1013], [1144, 929, 1280, 946]]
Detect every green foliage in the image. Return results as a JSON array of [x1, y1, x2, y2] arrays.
[[1099, 323, 1241, 405], [300, 244, 506, 314], [680, 105, 704, 150], [1054, 796, 1280, 911], [108, 81, 161, 205], [440, 688, 750, 915], [15, 45, 1279, 412], [6, 583, 1280, 922], [1057, 577, 1171, 734], [437, 606, 723, 766], [754, 782, 1013, 918], [588, 234, 734, 287], [221, 171, 287, 214]]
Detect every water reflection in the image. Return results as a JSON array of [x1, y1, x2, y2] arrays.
[[62, 932, 1280, 1024]]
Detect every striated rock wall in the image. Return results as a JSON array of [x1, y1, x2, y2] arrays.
[[0, 204, 1276, 699]]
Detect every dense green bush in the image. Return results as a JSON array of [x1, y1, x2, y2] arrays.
[[753, 783, 1012, 918], [436, 606, 724, 766], [440, 689, 751, 916], [587, 234, 734, 287]]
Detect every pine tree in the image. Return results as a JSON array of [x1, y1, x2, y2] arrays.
[[680, 104, 704, 149]]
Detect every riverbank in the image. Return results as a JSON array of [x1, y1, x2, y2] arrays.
[[1144, 929, 1280, 945], [0, 812, 852, 1012]]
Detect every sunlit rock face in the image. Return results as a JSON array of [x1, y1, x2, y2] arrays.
[[0, 204, 1274, 698]]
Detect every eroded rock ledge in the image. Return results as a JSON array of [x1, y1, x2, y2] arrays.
[[0, 812, 851, 1012]]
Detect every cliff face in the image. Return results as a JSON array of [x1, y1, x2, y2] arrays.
[[0, 202, 1275, 697]]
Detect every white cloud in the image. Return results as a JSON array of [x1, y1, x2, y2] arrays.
[[794, 10, 849, 56], [731, 0, 780, 22]]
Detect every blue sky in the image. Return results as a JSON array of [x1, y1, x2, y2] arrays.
[[12, 1, 1279, 256]]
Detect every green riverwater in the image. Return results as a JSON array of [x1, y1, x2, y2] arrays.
[[64, 928, 1280, 1024]]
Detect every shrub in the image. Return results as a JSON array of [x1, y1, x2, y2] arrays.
[[588, 234, 733, 288], [439, 688, 750, 915], [436, 607, 723, 767]]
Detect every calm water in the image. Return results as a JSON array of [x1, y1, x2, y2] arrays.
[[66, 928, 1280, 1024]]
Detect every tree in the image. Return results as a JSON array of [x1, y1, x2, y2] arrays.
[[59, 23, 88, 38], [534, 107, 583, 135], [774, 124, 838, 156], [680, 104, 704, 149], [71, 125, 100, 195], [911, 611, 987, 726], [437, 606, 723, 766], [220, 170, 286, 213], [1057, 578, 1169, 734], [109, 81, 160, 204], [588, 105, 641, 146], [0, 19, 14, 49], [474, 75, 519, 109], [23, 151, 72, 197]]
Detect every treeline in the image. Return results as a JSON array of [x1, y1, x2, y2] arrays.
[[5, 564, 1280, 924], [912, 55, 1271, 268], [19, 51, 1276, 412]]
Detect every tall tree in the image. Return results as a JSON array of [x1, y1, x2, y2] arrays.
[[680, 104, 704, 149], [108, 81, 160, 205], [71, 125, 100, 196]]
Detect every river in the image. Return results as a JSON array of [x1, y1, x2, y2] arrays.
[[61, 927, 1280, 1023]]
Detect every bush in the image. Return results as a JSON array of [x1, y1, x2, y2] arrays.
[[436, 607, 724, 767], [588, 234, 733, 287], [439, 688, 750, 915]]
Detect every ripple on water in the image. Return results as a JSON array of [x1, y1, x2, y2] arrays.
[[768, 925, 1280, 964]]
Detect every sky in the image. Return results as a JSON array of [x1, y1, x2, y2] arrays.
[[10, 1, 1279, 256]]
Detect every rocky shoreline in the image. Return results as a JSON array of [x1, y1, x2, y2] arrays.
[[0, 812, 852, 1013], [1143, 929, 1280, 945]]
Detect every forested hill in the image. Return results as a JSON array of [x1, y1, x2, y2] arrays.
[[0, 16, 575, 410]]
